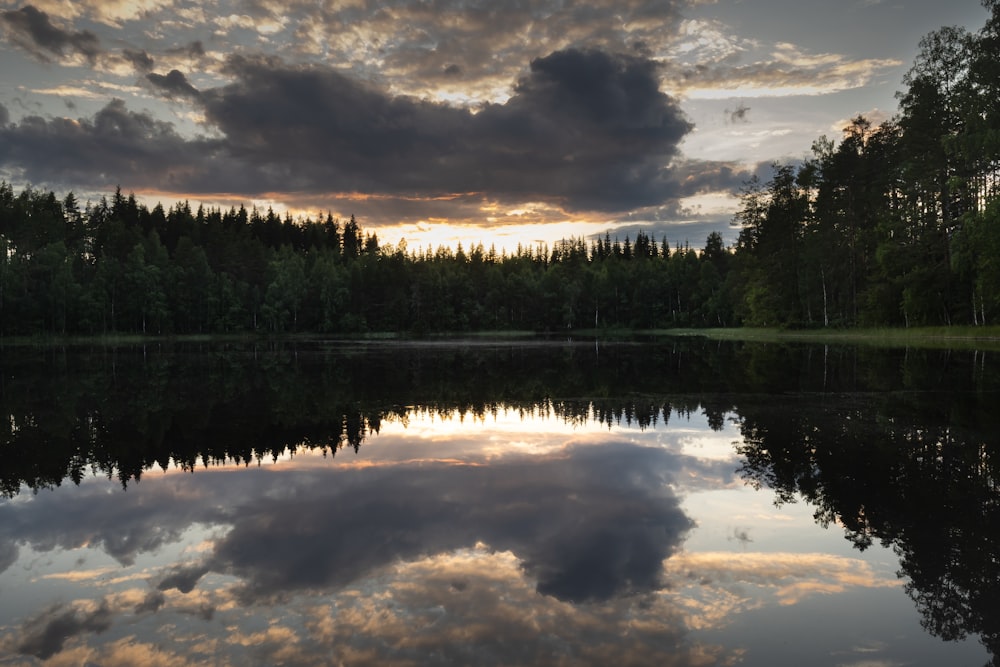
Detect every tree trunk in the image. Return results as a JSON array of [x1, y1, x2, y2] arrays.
[[821, 268, 829, 327]]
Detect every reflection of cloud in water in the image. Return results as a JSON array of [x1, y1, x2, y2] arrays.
[[297, 546, 744, 667], [0, 554, 745, 666], [0, 439, 715, 664], [0, 586, 227, 662], [30, 637, 220, 667], [1, 426, 907, 666], [207, 442, 693, 604], [0, 540, 19, 575], [7, 599, 113, 659], [662, 551, 903, 630], [0, 479, 232, 571], [0, 442, 915, 666]]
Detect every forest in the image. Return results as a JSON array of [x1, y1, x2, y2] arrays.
[[2, 5, 1000, 336]]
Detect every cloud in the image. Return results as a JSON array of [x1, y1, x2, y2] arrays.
[[295, 547, 739, 667], [22, 0, 179, 26], [663, 551, 902, 615], [158, 562, 212, 594], [198, 443, 693, 604], [195, 48, 696, 212], [0, 468, 232, 568], [122, 47, 155, 72], [0, 5, 102, 64], [0, 48, 702, 216], [0, 539, 17, 574], [675, 51, 902, 98], [134, 590, 167, 614], [0, 98, 223, 192], [0, 439, 694, 606], [14, 600, 112, 659], [147, 69, 201, 99], [165, 39, 205, 59], [485, 48, 694, 210], [20, 636, 209, 667], [256, 0, 690, 89]]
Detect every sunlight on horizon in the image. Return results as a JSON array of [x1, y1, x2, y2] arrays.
[[121, 189, 740, 254], [378, 220, 618, 253]]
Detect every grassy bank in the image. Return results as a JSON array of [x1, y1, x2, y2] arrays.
[[657, 326, 1000, 350], [4, 326, 1000, 350]]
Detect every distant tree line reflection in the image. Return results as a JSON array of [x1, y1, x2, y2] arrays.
[[1, 341, 722, 494], [1, 339, 995, 494]]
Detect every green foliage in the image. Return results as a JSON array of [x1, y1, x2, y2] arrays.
[[0, 181, 742, 335], [725, 6, 1000, 329]]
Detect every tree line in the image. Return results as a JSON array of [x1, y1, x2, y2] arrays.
[[3, 3, 1000, 335], [0, 182, 734, 335], [732, 2, 1000, 328]]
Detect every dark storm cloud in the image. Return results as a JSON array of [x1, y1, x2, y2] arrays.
[[0, 5, 101, 64], [201, 48, 693, 210], [0, 102, 9, 127], [0, 47, 703, 213], [147, 69, 201, 100], [199, 53, 452, 174], [497, 46, 694, 209], [15, 600, 112, 659], [0, 99, 223, 192], [205, 443, 693, 605]]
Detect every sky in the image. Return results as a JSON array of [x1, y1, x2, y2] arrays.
[[0, 0, 991, 251]]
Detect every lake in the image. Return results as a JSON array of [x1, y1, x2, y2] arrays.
[[0, 338, 996, 666]]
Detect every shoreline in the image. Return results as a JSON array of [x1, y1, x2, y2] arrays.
[[4, 325, 1000, 350]]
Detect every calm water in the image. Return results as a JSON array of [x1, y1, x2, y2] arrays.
[[0, 339, 997, 666]]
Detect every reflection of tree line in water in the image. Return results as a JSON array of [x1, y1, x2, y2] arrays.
[[2, 338, 999, 660], [735, 389, 1000, 665], [1, 339, 996, 495], [0, 340, 691, 492]]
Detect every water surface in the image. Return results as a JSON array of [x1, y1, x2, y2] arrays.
[[0, 339, 996, 665]]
